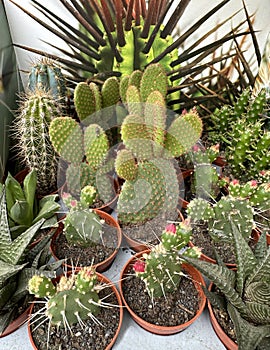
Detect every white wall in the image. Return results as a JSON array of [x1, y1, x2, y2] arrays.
[[4, 0, 270, 85]]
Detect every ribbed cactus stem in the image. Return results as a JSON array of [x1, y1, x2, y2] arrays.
[[15, 92, 60, 195]]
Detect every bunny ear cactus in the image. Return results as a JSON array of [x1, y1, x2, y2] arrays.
[[28, 58, 66, 100], [133, 222, 201, 299], [183, 225, 270, 350], [28, 266, 101, 329]]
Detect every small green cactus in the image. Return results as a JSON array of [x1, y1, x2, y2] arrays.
[[62, 194, 104, 247], [28, 267, 101, 328], [133, 222, 201, 299]]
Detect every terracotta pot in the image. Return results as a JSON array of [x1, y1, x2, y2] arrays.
[[212, 156, 227, 168], [50, 210, 122, 273], [121, 210, 185, 253], [188, 229, 260, 268], [28, 272, 123, 350], [119, 250, 206, 335], [0, 305, 31, 338], [267, 233, 270, 245], [208, 282, 238, 350], [60, 176, 119, 214]]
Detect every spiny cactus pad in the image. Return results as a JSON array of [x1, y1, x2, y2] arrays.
[[49, 117, 84, 164], [74, 82, 97, 121], [115, 149, 137, 181], [140, 63, 168, 102], [165, 110, 203, 157]]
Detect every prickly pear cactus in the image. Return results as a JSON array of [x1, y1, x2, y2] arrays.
[[64, 209, 104, 247], [133, 222, 201, 298], [28, 267, 100, 328], [14, 91, 61, 195], [28, 59, 66, 100]]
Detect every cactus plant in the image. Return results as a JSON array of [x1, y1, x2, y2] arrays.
[[12, 0, 261, 113], [183, 225, 270, 350], [0, 189, 61, 335], [61, 191, 105, 248], [28, 58, 66, 100], [1, 169, 60, 239], [12, 90, 62, 195], [133, 221, 201, 299], [115, 64, 203, 224], [28, 266, 101, 329], [187, 195, 254, 243], [49, 116, 115, 205], [208, 88, 270, 181]]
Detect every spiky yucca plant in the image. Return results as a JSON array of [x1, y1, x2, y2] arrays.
[[183, 224, 270, 350], [10, 0, 260, 112]]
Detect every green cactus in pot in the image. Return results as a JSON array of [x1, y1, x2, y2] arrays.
[[133, 221, 201, 299]]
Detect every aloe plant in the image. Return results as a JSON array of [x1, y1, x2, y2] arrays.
[[183, 224, 270, 350], [10, 0, 260, 112], [1, 169, 60, 239], [0, 189, 61, 335]]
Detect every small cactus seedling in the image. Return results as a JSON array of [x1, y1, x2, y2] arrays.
[[133, 222, 201, 299], [28, 267, 101, 329]]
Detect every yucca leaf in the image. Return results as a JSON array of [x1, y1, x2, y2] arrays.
[[253, 231, 268, 262], [228, 303, 270, 350], [0, 190, 12, 249], [5, 173, 25, 212], [244, 281, 270, 309], [0, 281, 17, 309]]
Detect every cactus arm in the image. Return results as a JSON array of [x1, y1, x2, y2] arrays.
[[115, 149, 137, 181], [140, 63, 168, 102], [74, 82, 97, 122]]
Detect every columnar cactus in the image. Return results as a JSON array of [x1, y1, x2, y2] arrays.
[[115, 64, 203, 224], [133, 222, 201, 299], [28, 58, 66, 100], [28, 267, 100, 328], [187, 196, 254, 242], [14, 91, 61, 195]]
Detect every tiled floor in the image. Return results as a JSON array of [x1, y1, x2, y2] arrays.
[[0, 247, 226, 350]]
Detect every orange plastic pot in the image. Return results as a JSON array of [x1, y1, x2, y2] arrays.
[[0, 305, 31, 338], [50, 210, 122, 273], [28, 272, 123, 350], [119, 250, 206, 335], [208, 282, 238, 350]]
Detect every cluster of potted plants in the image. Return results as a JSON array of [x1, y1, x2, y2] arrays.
[[1, 0, 270, 349]]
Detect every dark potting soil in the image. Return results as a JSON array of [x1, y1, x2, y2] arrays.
[[191, 222, 258, 264], [212, 306, 237, 343], [122, 267, 200, 326], [29, 286, 121, 350], [53, 224, 118, 267], [121, 209, 181, 247]]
